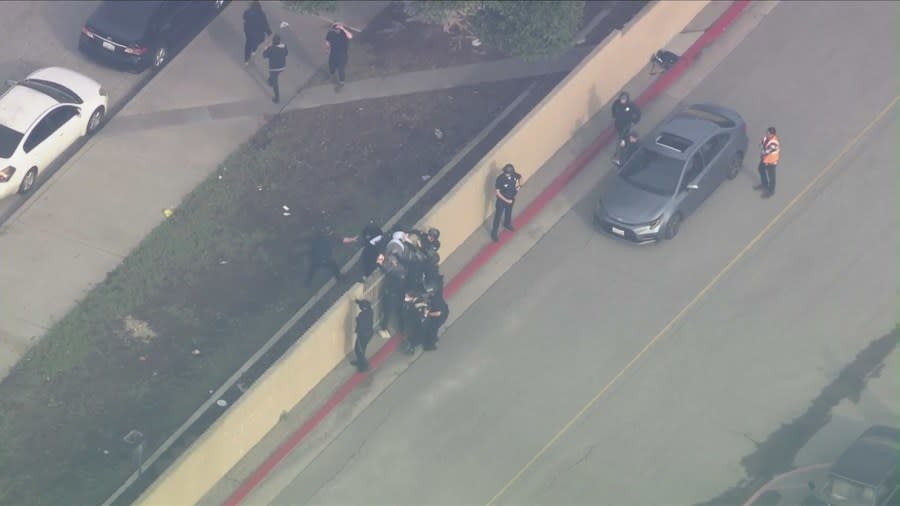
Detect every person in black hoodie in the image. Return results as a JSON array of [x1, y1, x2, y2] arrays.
[[612, 91, 641, 141], [306, 225, 343, 285], [351, 299, 374, 372], [263, 34, 288, 103], [343, 219, 385, 281], [243, 0, 271, 65]]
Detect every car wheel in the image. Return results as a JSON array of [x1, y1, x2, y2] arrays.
[[664, 212, 682, 240], [152, 45, 168, 70], [18, 167, 37, 195], [727, 151, 744, 180], [86, 106, 105, 135]]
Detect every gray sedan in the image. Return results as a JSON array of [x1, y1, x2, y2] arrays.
[[594, 103, 748, 242]]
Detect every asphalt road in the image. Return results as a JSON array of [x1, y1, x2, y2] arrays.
[[0, 0, 217, 223], [257, 2, 899, 504]]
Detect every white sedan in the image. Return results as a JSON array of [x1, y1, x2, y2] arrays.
[[0, 67, 108, 199]]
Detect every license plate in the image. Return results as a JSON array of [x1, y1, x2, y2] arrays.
[[611, 226, 625, 236], [102, 41, 115, 51]]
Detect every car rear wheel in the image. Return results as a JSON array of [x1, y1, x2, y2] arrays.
[[87, 106, 105, 135], [18, 168, 37, 194], [727, 151, 744, 180], [664, 212, 681, 240], [152, 45, 168, 70]]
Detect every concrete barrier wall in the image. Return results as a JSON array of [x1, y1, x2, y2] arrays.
[[135, 1, 710, 503]]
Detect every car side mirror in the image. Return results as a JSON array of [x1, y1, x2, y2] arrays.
[[4, 79, 17, 87], [687, 183, 699, 190], [74, 109, 82, 117]]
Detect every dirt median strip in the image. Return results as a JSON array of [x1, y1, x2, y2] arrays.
[[222, 2, 752, 505]]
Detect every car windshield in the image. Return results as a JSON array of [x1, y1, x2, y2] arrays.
[[826, 477, 876, 504], [620, 148, 684, 196], [0, 124, 24, 159]]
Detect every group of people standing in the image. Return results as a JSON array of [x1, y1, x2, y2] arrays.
[[340, 220, 450, 372], [242, 0, 353, 104]]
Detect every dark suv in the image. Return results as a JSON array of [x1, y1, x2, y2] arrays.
[[78, 0, 226, 73], [808, 426, 900, 506]]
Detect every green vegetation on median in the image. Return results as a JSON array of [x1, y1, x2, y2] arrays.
[[0, 77, 537, 506]]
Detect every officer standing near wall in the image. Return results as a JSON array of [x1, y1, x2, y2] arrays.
[[351, 299, 374, 372], [422, 285, 449, 351], [491, 164, 522, 242]]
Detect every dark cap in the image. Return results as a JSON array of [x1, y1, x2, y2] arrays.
[[767, 126, 777, 134], [502, 163, 515, 174]]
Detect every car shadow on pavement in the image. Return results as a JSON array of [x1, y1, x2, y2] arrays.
[[41, 0, 96, 57], [697, 328, 899, 506]]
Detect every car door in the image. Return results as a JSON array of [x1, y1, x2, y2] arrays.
[[22, 106, 81, 171], [156, 1, 194, 46], [703, 133, 731, 188], [45, 105, 83, 159], [676, 152, 710, 216]]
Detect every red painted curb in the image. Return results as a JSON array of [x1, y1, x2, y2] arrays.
[[224, 2, 751, 504]]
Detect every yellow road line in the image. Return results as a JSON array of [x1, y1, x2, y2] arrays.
[[485, 94, 900, 506]]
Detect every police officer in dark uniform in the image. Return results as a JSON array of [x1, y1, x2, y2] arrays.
[[491, 164, 522, 242], [376, 251, 406, 333], [422, 285, 449, 351], [306, 226, 343, 285], [401, 289, 428, 354], [350, 299, 374, 372], [343, 219, 385, 281]]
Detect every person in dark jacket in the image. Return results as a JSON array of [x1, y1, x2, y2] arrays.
[[491, 164, 522, 242], [376, 252, 406, 333], [243, 0, 271, 65], [351, 299, 374, 372], [422, 287, 448, 351], [263, 34, 288, 103], [401, 289, 428, 354], [306, 226, 342, 285], [613, 131, 639, 166], [343, 220, 385, 281], [612, 91, 641, 141], [325, 23, 353, 88]]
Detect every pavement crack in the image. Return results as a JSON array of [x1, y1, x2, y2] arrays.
[[538, 441, 601, 496], [308, 406, 394, 500]]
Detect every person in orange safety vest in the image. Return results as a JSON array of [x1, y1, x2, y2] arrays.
[[755, 126, 780, 198]]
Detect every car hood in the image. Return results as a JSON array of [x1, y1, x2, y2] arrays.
[[597, 172, 672, 225]]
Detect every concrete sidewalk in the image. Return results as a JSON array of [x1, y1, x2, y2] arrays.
[[0, 1, 605, 382], [103, 47, 593, 136]]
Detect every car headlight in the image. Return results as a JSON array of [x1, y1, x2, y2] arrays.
[[647, 215, 662, 228], [0, 166, 15, 183]]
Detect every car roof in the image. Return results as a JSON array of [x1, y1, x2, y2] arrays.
[[88, 0, 164, 41], [830, 426, 900, 486], [0, 85, 58, 133]]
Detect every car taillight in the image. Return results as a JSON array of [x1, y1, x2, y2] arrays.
[[0, 166, 16, 183], [81, 26, 95, 38], [124, 46, 148, 55]]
